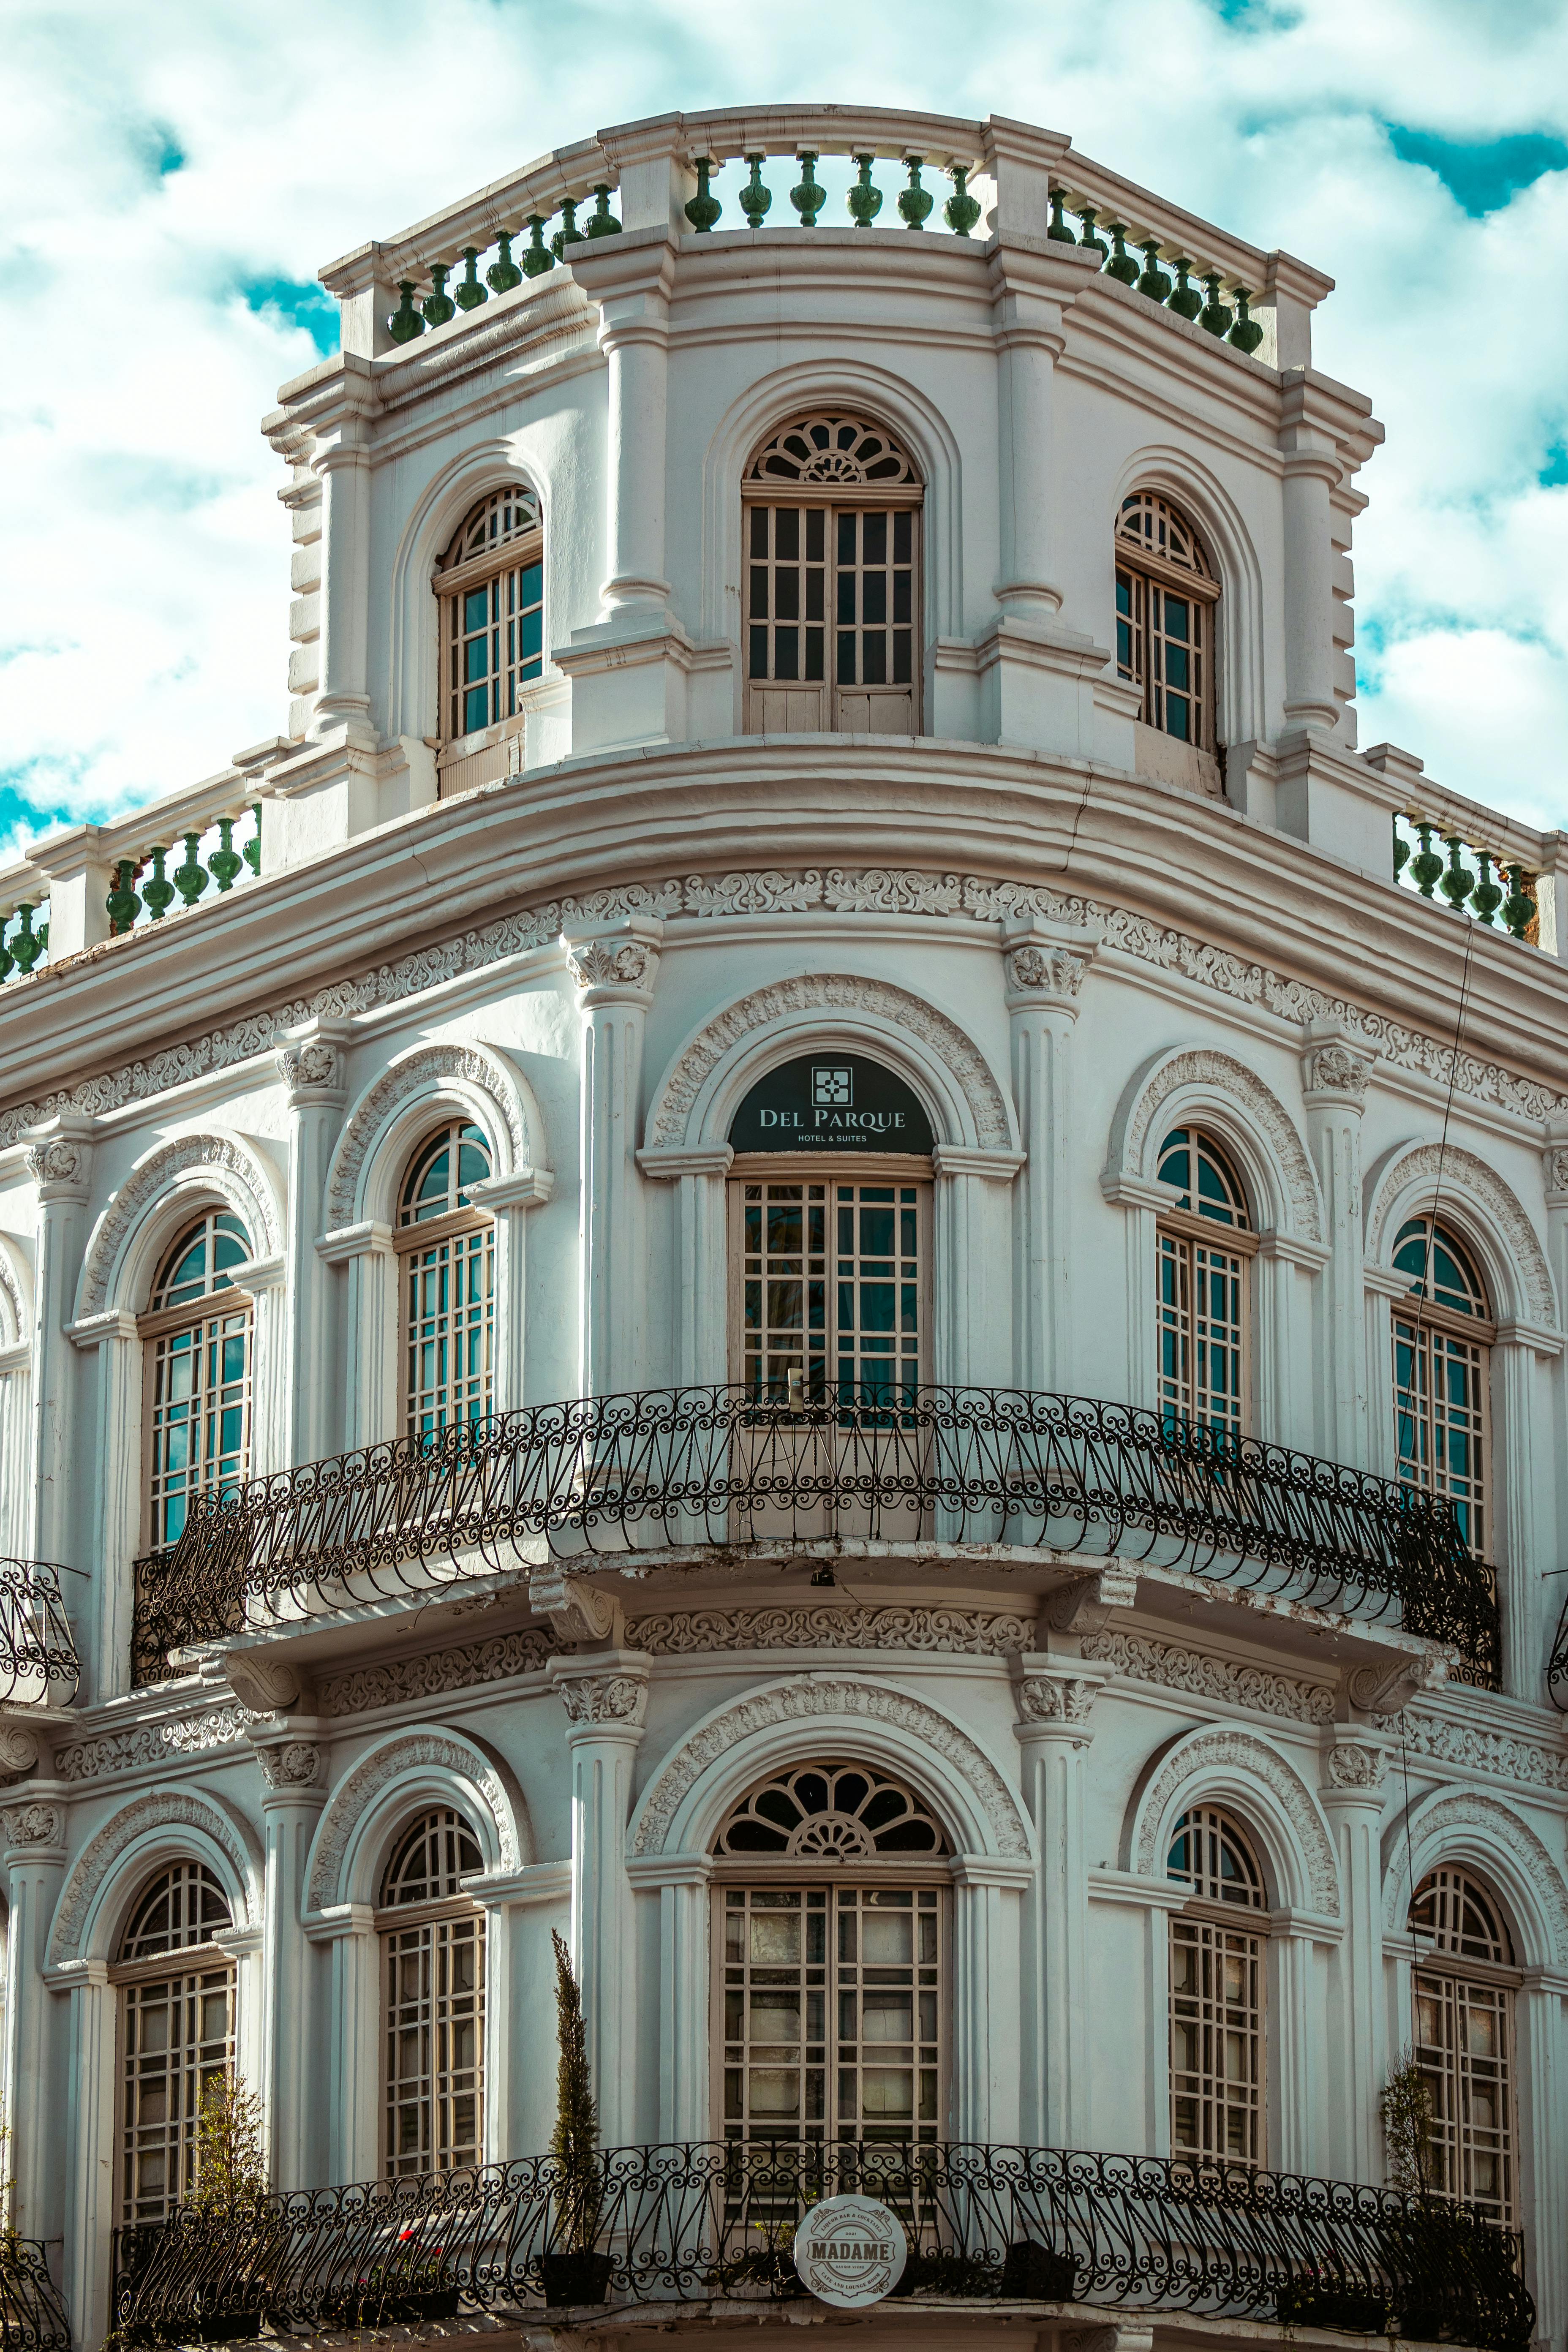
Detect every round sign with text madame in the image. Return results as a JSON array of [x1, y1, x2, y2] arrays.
[[792, 2194, 908, 2308]]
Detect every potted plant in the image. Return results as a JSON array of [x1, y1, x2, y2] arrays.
[[539, 1933, 613, 2308], [998, 2239, 1079, 2300], [1276, 2267, 1391, 2332], [182, 2074, 276, 2342]]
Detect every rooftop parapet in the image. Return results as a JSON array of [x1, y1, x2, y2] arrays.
[[316, 103, 1330, 370]]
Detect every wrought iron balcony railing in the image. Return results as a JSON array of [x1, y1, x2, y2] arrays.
[[111, 2142, 1532, 2349], [0, 1557, 81, 1707], [0, 2239, 70, 2352], [129, 1383, 1496, 1688], [1549, 1593, 1568, 1712]]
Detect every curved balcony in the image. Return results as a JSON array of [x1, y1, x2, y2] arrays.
[[0, 1557, 81, 1708], [111, 2142, 1532, 2349], [129, 1383, 1495, 1688]]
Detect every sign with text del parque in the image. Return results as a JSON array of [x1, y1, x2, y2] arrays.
[[792, 2195, 909, 2307], [729, 1054, 934, 1155]]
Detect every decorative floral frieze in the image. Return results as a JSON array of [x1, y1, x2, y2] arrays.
[[626, 1605, 1034, 1656], [55, 1706, 251, 1782], [318, 1626, 557, 1716], [1081, 1629, 1336, 1725], [6, 867, 1565, 1148], [1401, 1710, 1568, 1796]]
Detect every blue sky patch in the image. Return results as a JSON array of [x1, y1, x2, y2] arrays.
[[242, 278, 338, 355], [1386, 125, 1568, 215], [1541, 442, 1568, 489]]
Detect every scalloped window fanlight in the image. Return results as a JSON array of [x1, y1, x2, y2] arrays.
[[380, 1805, 484, 1906], [443, 485, 542, 569], [119, 1859, 234, 1959], [714, 1761, 948, 1857], [744, 413, 920, 489], [1166, 1804, 1266, 1907], [1410, 1865, 1513, 1964]]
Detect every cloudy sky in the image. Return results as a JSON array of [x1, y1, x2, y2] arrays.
[[3, 0, 1566, 859]]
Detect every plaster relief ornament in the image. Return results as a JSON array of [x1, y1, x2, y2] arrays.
[[1, 1800, 63, 1847], [567, 938, 658, 992], [792, 2196, 907, 2308], [1324, 1741, 1388, 1790], [1307, 1043, 1369, 1098], [1007, 944, 1089, 998], [25, 1137, 87, 1189], [555, 1673, 648, 1728], [1015, 1674, 1099, 1724], [257, 1740, 325, 1790], [277, 1040, 341, 1093], [0, 1724, 41, 1775], [1548, 1147, 1568, 1196]]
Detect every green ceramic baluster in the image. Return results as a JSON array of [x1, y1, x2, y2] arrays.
[[1228, 287, 1263, 354], [422, 266, 455, 329], [487, 232, 522, 292], [1392, 816, 1412, 880], [1076, 205, 1108, 263], [8, 904, 42, 975], [945, 165, 981, 237], [550, 199, 583, 260], [206, 817, 242, 891], [1502, 865, 1537, 939], [454, 248, 488, 310], [173, 830, 208, 907], [244, 803, 262, 877], [847, 155, 882, 227], [898, 159, 933, 229], [522, 218, 555, 276], [1199, 274, 1232, 337], [1168, 259, 1202, 320], [1137, 240, 1173, 303], [387, 283, 424, 343], [586, 185, 621, 237], [738, 155, 772, 229], [1409, 822, 1444, 898], [791, 153, 825, 226], [1471, 851, 1503, 926], [106, 859, 142, 934], [1439, 835, 1476, 912], [684, 160, 721, 232], [0, 919, 12, 984], [142, 846, 175, 920], [1105, 225, 1139, 285], [1047, 187, 1076, 244]]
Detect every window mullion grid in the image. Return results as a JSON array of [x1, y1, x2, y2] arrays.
[[1170, 1914, 1262, 2166], [119, 1963, 235, 2221]]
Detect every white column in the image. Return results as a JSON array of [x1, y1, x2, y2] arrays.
[[0, 1344, 32, 1556], [635, 1146, 732, 1389], [276, 1027, 350, 1467], [1492, 1331, 1553, 1700], [567, 923, 662, 1398], [2, 1798, 67, 2239], [1319, 1730, 1389, 2182], [628, 1855, 711, 2143], [466, 1170, 555, 1413], [1001, 923, 1098, 1392], [308, 414, 375, 743], [1254, 1236, 1323, 1456], [253, 1735, 328, 2188], [23, 1124, 95, 1572], [1271, 1920, 1318, 2174], [991, 283, 1065, 621], [316, 1223, 395, 1452], [1100, 1176, 1168, 1415], [1517, 1973, 1566, 2352], [930, 1147, 1024, 1389], [1011, 1660, 1107, 2148], [308, 1905, 379, 2185], [232, 1252, 289, 1480], [59, 1956, 114, 2352], [1300, 1030, 1375, 1464], [65, 1310, 139, 1699], [949, 1864, 1026, 2146], [547, 1653, 649, 2148], [463, 1859, 573, 2166], [1278, 387, 1342, 732]]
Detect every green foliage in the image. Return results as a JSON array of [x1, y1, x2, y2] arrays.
[[1380, 2049, 1436, 2194], [550, 1932, 602, 2253], [187, 2074, 268, 2220]]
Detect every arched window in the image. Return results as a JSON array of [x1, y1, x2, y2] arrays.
[[714, 1761, 948, 2147], [743, 414, 923, 737], [1116, 492, 1219, 754], [434, 484, 544, 781], [115, 1861, 235, 2221], [1156, 1129, 1252, 1440], [1166, 1806, 1266, 2164], [1392, 1218, 1492, 1564], [142, 1211, 253, 1551], [378, 1807, 486, 2176], [397, 1122, 495, 1439], [1408, 1867, 1517, 2222]]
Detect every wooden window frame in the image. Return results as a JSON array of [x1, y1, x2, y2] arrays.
[[1408, 1870, 1519, 2226], [1115, 493, 1220, 754], [727, 1156, 933, 1399], [378, 1810, 487, 2179], [138, 1287, 255, 1557], [396, 1124, 496, 1440], [1166, 1808, 1269, 2170], [434, 488, 545, 783]]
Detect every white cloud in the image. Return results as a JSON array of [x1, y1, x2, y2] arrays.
[[3, 0, 1567, 855]]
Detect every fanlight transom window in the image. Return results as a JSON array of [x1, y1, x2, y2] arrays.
[[1410, 1866, 1512, 1965], [120, 1861, 234, 1960], [715, 1762, 948, 1858], [1393, 1217, 1487, 1318], [1116, 490, 1218, 753], [1158, 1128, 1250, 1230], [743, 412, 922, 738], [150, 1211, 250, 1309], [399, 1121, 493, 1226], [1166, 1806, 1266, 1908], [381, 1808, 484, 1905]]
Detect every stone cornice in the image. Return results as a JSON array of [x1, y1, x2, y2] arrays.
[[3, 748, 1566, 1145]]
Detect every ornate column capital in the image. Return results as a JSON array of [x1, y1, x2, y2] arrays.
[[276, 1021, 351, 1106], [1000, 917, 1100, 1015], [1320, 1727, 1390, 1801], [253, 1734, 328, 1798], [23, 1123, 94, 1203], [1, 1796, 67, 1861], [1543, 1135, 1568, 1209], [547, 1651, 651, 1742], [1299, 1021, 1377, 1111], [565, 918, 663, 1007], [1010, 1655, 1111, 1748]]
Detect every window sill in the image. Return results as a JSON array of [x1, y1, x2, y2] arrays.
[[1135, 719, 1223, 800]]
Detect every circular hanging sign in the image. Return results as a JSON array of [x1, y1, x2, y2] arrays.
[[792, 2194, 908, 2308], [728, 1052, 934, 1156]]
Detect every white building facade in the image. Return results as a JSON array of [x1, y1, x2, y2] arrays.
[[0, 101, 1565, 2352]]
